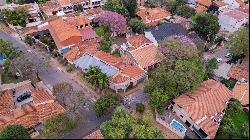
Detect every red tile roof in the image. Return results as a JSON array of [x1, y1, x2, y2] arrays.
[[127, 34, 152, 51], [232, 82, 249, 106], [66, 16, 90, 27], [80, 28, 99, 41], [121, 65, 145, 79], [195, 5, 207, 13], [93, 51, 123, 67], [227, 56, 249, 80], [136, 8, 171, 26], [130, 44, 161, 69], [83, 129, 104, 139], [214, 1, 229, 7], [197, 0, 212, 7], [112, 74, 130, 84], [174, 79, 232, 139], [49, 18, 82, 49], [86, 7, 104, 16], [63, 41, 99, 62], [0, 84, 65, 131]]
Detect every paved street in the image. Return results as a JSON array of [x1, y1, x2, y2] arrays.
[[0, 30, 109, 138], [202, 46, 230, 63]]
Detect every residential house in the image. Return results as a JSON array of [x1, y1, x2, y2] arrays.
[[45, 16, 99, 54], [227, 56, 249, 81], [121, 34, 161, 70], [83, 129, 104, 139], [136, 7, 171, 26], [39, 1, 61, 17], [0, 80, 64, 131], [173, 16, 192, 30], [196, 0, 212, 8], [145, 23, 188, 45], [7, 3, 42, 28], [85, 7, 104, 20], [232, 80, 249, 107], [156, 79, 232, 139]]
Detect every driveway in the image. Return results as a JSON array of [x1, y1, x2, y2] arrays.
[[0, 30, 108, 138], [123, 89, 149, 109]]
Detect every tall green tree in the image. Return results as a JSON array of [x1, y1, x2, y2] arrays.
[[134, 125, 164, 139], [191, 13, 220, 39], [2, 8, 28, 27], [165, 0, 185, 14], [128, 18, 145, 34], [176, 5, 196, 18], [205, 58, 218, 79], [227, 27, 249, 56], [84, 66, 109, 91], [0, 125, 31, 139], [121, 0, 137, 17], [94, 93, 121, 116], [149, 88, 168, 114], [103, 0, 128, 16], [0, 39, 19, 60]]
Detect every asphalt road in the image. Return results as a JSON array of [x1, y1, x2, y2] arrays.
[[0, 30, 109, 139]]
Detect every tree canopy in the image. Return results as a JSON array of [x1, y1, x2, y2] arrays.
[[227, 27, 249, 56], [176, 5, 195, 18], [191, 13, 220, 39], [0, 125, 31, 139], [2, 8, 28, 27], [128, 18, 145, 34], [216, 99, 249, 139], [103, 0, 129, 16], [94, 93, 121, 116], [165, 0, 186, 14], [84, 66, 109, 91], [0, 39, 19, 60], [204, 58, 218, 79], [121, 0, 137, 17], [100, 106, 164, 139]]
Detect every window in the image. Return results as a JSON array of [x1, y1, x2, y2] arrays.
[[85, 24, 88, 27], [80, 25, 84, 28], [185, 121, 191, 127]]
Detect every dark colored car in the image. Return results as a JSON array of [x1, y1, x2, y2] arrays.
[[17, 92, 31, 102]]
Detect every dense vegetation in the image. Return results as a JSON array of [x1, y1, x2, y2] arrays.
[[0, 125, 31, 139], [216, 99, 249, 139]]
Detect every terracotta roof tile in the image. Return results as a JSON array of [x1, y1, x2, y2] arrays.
[[39, 1, 60, 15], [49, 18, 82, 49], [31, 87, 54, 106], [174, 79, 232, 139], [57, 0, 71, 6], [121, 65, 145, 78], [195, 5, 207, 13], [197, 0, 212, 7], [136, 8, 171, 26], [0, 83, 65, 131], [130, 44, 161, 69], [214, 1, 229, 7], [232, 82, 249, 106], [66, 16, 90, 27], [223, 9, 249, 21], [64, 41, 99, 62], [112, 74, 130, 84], [84, 129, 104, 139], [80, 28, 99, 41], [227, 56, 249, 80], [93, 51, 123, 67], [86, 7, 104, 16], [127, 34, 152, 51]]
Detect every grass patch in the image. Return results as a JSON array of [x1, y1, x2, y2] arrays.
[[1, 72, 24, 84], [93, 26, 108, 37]]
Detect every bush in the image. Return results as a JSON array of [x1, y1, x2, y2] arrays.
[[100, 39, 112, 53], [66, 64, 75, 73], [94, 93, 121, 117], [51, 50, 60, 57], [41, 113, 76, 138], [219, 77, 236, 89], [0, 125, 31, 139], [24, 35, 33, 46], [136, 103, 145, 113]]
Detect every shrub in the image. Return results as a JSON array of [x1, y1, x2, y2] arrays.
[[66, 64, 75, 73], [41, 113, 76, 138], [0, 125, 31, 139], [94, 93, 121, 116], [51, 50, 60, 57], [24, 35, 33, 46], [136, 103, 145, 113]]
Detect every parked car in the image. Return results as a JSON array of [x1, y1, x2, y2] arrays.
[[217, 58, 222, 63], [225, 53, 231, 58], [17, 92, 31, 102]]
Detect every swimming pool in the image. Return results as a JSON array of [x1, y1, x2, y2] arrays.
[[0, 54, 5, 61], [171, 119, 187, 133]]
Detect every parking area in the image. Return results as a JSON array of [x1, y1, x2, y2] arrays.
[[123, 89, 149, 109], [202, 46, 230, 63]]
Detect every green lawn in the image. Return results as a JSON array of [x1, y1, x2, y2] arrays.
[[229, 108, 249, 129], [93, 26, 107, 37]]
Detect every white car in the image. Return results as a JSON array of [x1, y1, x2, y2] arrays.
[[225, 53, 231, 58], [217, 58, 222, 63]]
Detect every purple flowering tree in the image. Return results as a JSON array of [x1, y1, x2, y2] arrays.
[[159, 35, 199, 60], [94, 11, 127, 35]]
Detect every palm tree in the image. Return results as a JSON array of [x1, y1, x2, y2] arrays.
[[85, 66, 109, 93]]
